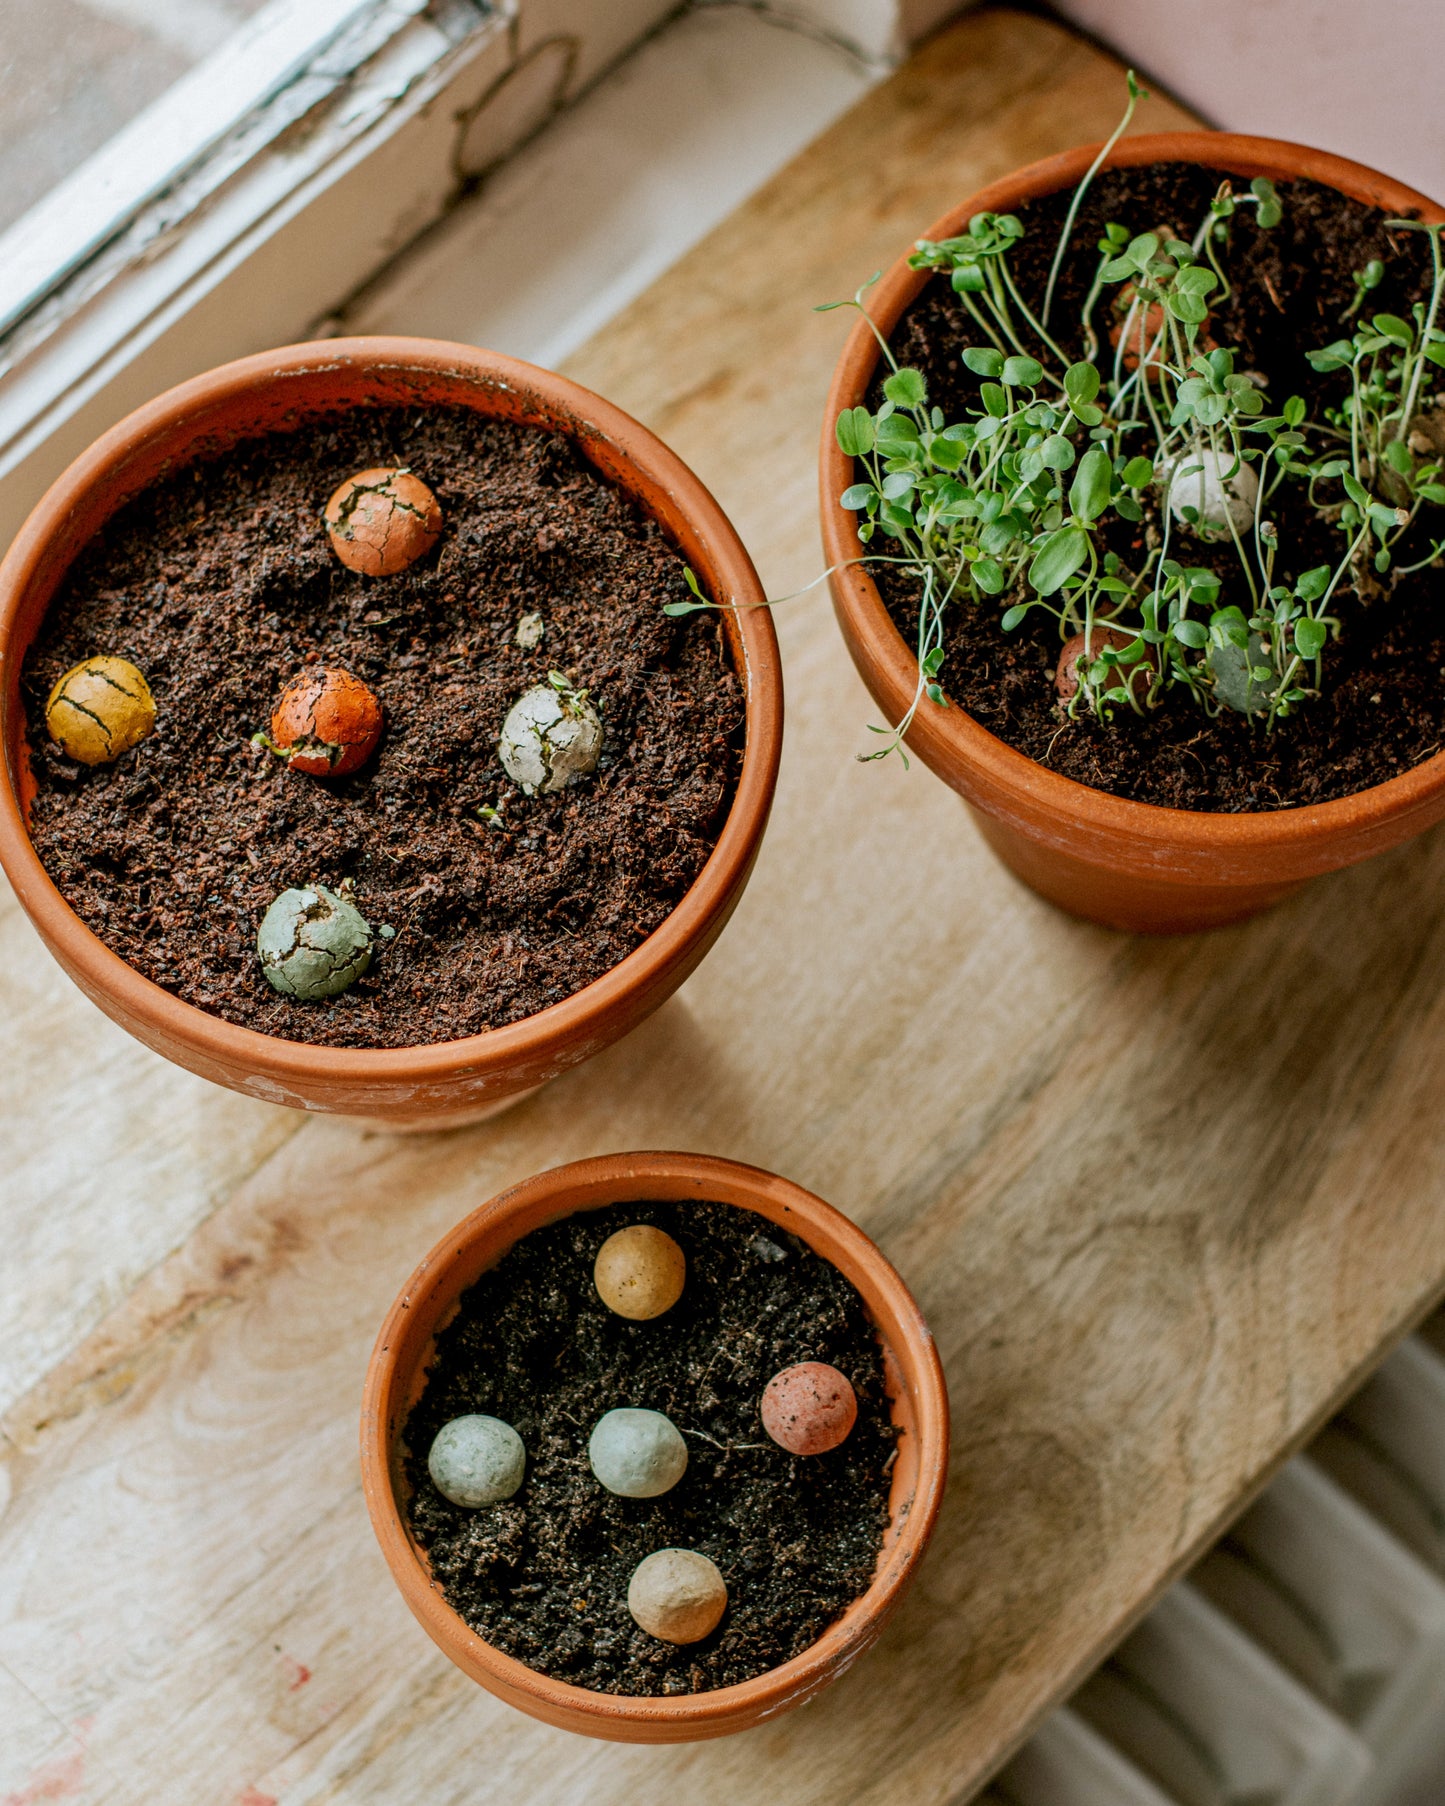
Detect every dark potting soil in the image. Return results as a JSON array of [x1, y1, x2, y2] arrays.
[[403, 1199, 897, 1696], [21, 408, 744, 1046], [875, 165, 1445, 811]]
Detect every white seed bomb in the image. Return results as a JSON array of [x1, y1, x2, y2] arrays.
[[428, 1414, 526, 1507], [497, 683, 602, 795], [256, 884, 372, 1000], [627, 1548, 727, 1644], [1162, 443, 1258, 541], [514, 611, 545, 650], [588, 1407, 688, 1499]]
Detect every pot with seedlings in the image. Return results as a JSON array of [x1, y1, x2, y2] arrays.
[[361, 1151, 949, 1741], [0, 340, 781, 1125], [819, 83, 1445, 931]]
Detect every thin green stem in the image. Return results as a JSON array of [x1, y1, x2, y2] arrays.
[[1041, 70, 1144, 328]]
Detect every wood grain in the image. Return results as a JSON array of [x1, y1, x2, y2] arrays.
[[4, 10, 1444, 1804]]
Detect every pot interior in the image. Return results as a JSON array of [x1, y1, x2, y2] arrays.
[[376, 1171, 931, 1700]]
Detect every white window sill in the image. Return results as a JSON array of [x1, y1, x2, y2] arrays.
[[0, 0, 965, 546]]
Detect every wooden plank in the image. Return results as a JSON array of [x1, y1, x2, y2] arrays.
[[0, 880, 300, 1418], [4, 10, 1444, 1805]]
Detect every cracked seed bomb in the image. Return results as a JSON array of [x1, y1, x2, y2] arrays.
[[498, 681, 602, 795], [323, 466, 442, 576], [428, 1414, 526, 1507], [588, 1407, 688, 1498], [627, 1549, 727, 1644], [594, 1224, 686, 1320], [44, 656, 155, 765], [761, 1362, 858, 1455], [1055, 626, 1154, 705], [264, 666, 382, 776], [257, 883, 372, 1000], [1162, 443, 1259, 540]]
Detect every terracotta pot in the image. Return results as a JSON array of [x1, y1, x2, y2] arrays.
[[823, 134, 1445, 933], [0, 339, 782, 1123], [360, 1150, 950, 1742]]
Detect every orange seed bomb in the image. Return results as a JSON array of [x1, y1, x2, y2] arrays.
[[760, 1362, 857, 1456], [267, 667, 383, 776], [323, 466, 442, 577], [1055, 627, 1152, 705]]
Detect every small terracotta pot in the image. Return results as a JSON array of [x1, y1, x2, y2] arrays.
[[823, 135, 1445, 933], [360, 1151, 949, 1742], [0, 340, 782, 1122]]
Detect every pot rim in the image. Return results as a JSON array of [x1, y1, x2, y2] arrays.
[[822, 132, 1445, 856], [359, 1150, 950, 1737], [0, 337, 782, 1084]]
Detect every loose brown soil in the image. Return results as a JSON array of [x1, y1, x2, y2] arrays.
[[21, 408, 744, 1045], [403, 1200, 897, 1696], [875, 165, 1445, 811]]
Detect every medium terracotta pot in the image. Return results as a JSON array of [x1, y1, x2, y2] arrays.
[[360, 1151, 950, 1742], [0, 339, 782, 1123], [823, 134, 1445, 933]]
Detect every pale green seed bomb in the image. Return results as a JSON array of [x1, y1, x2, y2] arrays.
[[257, 883, 372, 1000], [428, 1414, 526, 1507], [588, 1407, 688, 1499]]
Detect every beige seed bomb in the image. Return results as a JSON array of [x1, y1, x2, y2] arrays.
[[627, 1548, 727, 1645], [45, 656, 155, 765], [594, 1224, 686, 1321]]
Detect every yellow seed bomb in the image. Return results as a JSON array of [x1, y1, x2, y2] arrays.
[[627, 1548, 727, 1644], [594, 1225, 686, 1320], [45, 657, 156, 765]]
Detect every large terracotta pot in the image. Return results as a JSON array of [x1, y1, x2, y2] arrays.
[[0, 340, 782, 1123], [360, 1151, 950, 1742], [823, 134, 1445, 933]]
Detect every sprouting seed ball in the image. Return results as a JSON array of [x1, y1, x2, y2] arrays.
[[498, 683, 602, 795], [257, 883, 372, 1000], [760, 1362, 858, 1456], [428, 1414, 526, 1507], [1055, 626, 1153, 705], [324, 466, 442, 576], [594, 1225, 686, 1320], [627, 1549, 727, 1644], [45, 657, 155, 765], [1162, 443, 1258, 541], [588, 1407, 688, 1498], [268, 667, 383, 776]]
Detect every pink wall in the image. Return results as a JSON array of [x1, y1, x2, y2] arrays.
[[1051, 0, 1444, 201]]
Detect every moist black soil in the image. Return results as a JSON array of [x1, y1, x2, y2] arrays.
[[876, 165, 1445, 810], [403, 1200, 897, 1696], [21, 408, 743, 1046]]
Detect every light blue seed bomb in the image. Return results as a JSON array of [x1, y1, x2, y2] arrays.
[[428, 1414, 526, 1507], [256, 883, 371, 1000], [588, 1407, 688, 1499]]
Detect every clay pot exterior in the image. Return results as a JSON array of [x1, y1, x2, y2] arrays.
[[0, 340, 782, 1121], [823, 135, 1445, 933], [360, 1151, 950, 1742]]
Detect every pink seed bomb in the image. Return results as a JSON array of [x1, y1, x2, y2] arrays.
[[760, 1361, 857, 1455]]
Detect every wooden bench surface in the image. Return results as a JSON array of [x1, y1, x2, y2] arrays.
[[5, 11, 1444, 1802]]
